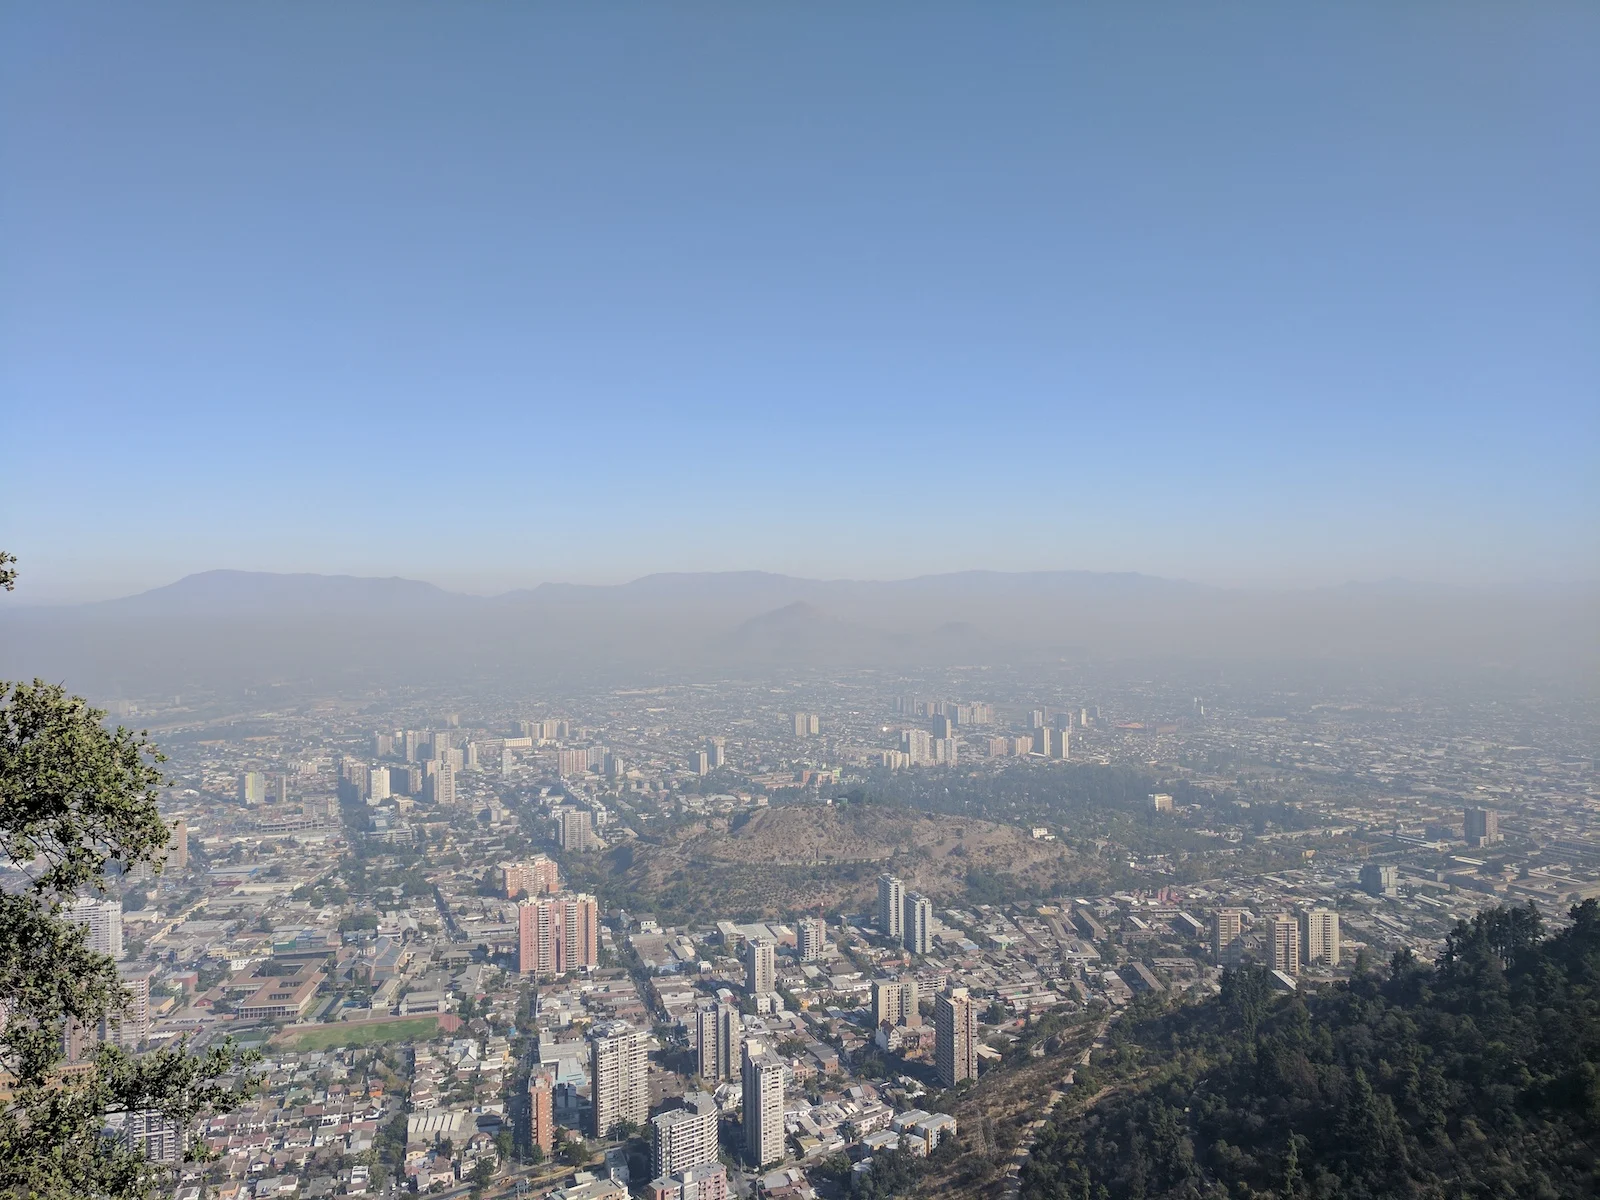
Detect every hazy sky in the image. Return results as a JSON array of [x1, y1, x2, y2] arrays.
[[3, 4, 1596, 601]]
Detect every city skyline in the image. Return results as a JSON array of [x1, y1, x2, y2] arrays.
[[2, 5, 1595, 1198], [9, 606, 1594, 1198]]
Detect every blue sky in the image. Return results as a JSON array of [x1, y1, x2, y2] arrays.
[[3, 4, 1596, 601]]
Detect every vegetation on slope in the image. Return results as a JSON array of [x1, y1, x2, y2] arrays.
[[559, 798, 1106, 922], [868, 763, 1339, 883], [1021, 901, 1599, 1200]]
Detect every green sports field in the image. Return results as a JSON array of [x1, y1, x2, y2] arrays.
[[282, 1015, 440, 1051]]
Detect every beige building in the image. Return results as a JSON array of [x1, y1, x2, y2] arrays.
[[555, 807, 597, 851], [745, 937, 776, 996], [426, 761, 456, 805], [797, 916, 825, 962], [63, 897, 123, 959], [695, 1001, 743, 1082], [742, 1039, 786, 1168], [877, 874, 904, 941], [935, 984, 978, 1087], [903, 893, 933, 955], [590, 1020, 649, 1138], [1211, 907, 1245, 963], [1266, 914, 1301, 976], [651, 1091, 719, 1179], [872, 979, 920, 1027], [1301, 907, 1341, 967], [164, 816, 188, 871]]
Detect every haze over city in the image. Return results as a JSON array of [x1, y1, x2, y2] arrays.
[[1, 7, 1597, 1200]]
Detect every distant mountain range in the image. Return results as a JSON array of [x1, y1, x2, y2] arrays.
[[91, 570, 469, 615], [79, 566, 1207, 615], [2, 568, 1593, 695]]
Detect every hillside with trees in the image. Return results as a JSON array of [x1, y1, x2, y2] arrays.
[[1021, 901, 1599, 1200], [558, 797, 1108, 923]]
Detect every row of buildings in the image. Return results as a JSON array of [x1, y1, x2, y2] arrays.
[[1211, 906, 1342, 976], [876, 874, 934, 956]]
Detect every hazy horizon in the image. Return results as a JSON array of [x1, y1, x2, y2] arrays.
[[10, 562, 1600, 610], [4, 5, 1597, 604], [19, 566, 1600, 609], [5, 561, 1593, 701]]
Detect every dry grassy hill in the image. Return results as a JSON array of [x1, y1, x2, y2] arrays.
[[587, 801, 1105, 921]]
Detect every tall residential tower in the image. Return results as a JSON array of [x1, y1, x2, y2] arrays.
[[745, 938, 776, 996], [742, 1040, 786, 1168], [590, 1021, 649, 1138], [903, 892, 933, 955], [935, 984, 978, 1086], [695, 1002, 743, 1082], [877, 874, 904, 942], [797, 916, 825, 962]]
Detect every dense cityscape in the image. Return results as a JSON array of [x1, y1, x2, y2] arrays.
[[5, 5, 1595, 1197], [28, 664, 1594, 1200]]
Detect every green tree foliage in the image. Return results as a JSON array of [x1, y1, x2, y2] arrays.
[[0, 681, 168, 897], [846, 1146, 923, 1198], [0, 554, 254, 1199], [965, 866, 1032, 907], [1021, 902, 1600, 1200], [846, 1138, 963, 1198]]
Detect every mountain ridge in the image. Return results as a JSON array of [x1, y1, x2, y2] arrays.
[[3, 567, 1592, 693], [35, 565, 1585, 614], [40, 566, 1216, 616], [84, 569, 474, 615]]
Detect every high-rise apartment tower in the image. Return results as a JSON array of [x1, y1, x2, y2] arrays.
[[745, 937, 776, 996], [872, 979, 920, 1028], [1301, 907, 1341, 967], [742, 1040, 786, 1168], [903, 892, 933, 955], [877, 874, 904, 941], [1211, 908, 1244, 964], [695, 1001, 743, 1082], [652, 1091, 720, 1179], [935, 984, 978, 1087], [1465, 807, 1501, 848], [590, 1021, 649, 1139], [797, 916, 825, 962], [1266, 914, 1301, 976]]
